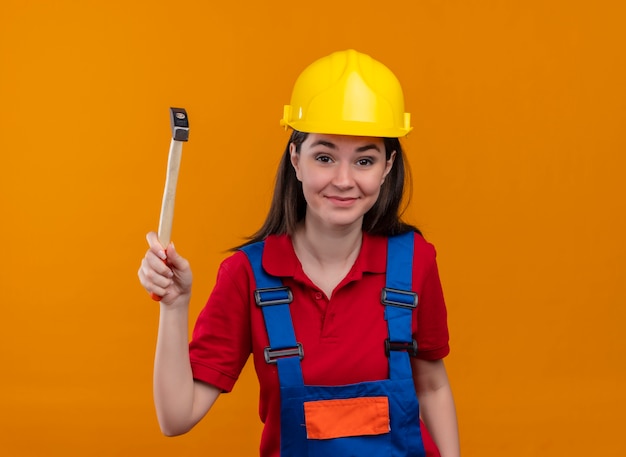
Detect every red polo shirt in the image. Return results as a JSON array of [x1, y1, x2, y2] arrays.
[[189, 231, 449, 457]]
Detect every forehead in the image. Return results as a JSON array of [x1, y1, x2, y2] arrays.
[[303, 133, 385, 151]]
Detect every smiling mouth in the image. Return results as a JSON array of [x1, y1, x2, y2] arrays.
[[326, 196, 358, 206]]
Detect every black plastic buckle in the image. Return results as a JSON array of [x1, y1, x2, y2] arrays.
[[384, 338, 418, 357], [264, 343, 304, 364], [381, 287, 418, 309], [255, 287, 293, 307]]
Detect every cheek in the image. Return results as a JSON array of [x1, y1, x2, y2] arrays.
[[362, 175, 385, 197], [299, 169, 328, 193]]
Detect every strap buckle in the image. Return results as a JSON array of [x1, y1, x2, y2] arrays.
[[381, 287, 418, 309], [384, 338, 418, 357], [255, 286, 293, 307], [264, 343, 304, 364]]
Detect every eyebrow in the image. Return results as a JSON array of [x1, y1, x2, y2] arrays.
[[310, 140, 382, 153]]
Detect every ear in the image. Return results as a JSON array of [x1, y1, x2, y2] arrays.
[[382, 150, 397, 184], [290, 143, 302, 182]]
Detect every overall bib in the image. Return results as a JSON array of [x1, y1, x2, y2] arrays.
[[241, 232, 426, 457]]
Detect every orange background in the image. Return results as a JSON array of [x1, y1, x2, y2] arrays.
[[1, 1, 625, 455]]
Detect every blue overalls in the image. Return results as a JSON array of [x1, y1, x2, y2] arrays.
[[241, 232, 426, 457]]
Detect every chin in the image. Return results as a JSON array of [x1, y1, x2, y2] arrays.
[[323, 215, 366, 230]]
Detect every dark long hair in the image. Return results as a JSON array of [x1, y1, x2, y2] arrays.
[[238, 130, 419, 247]]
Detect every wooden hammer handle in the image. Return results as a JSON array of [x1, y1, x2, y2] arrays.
[[157, 138, 183, 248], [151, 138, 183, 301]]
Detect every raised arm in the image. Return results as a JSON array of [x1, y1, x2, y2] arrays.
[[138, 232, 220, 435]]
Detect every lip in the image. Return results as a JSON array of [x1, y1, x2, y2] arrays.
[[326, 196, 359, 207]]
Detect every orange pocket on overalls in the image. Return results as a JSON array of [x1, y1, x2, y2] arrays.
[[303, 396, 390, 440]]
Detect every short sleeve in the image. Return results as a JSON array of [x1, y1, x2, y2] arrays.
[[412, 236, 450, 360], [188, 251, 253, 392]]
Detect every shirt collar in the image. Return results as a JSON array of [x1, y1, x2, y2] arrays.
[[262, 231, 387, 279]]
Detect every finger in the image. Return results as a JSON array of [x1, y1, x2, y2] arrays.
[[146, 231, 167, 261], [145, 251, 174, 276], [164, 242, 189, 271], [138, 264, 171, 301], [140, 255, 173, 283]]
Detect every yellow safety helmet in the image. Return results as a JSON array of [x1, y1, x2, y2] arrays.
[[280, 49, 412, 138]]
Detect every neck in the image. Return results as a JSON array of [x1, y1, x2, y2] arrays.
[[293, 218, 363, 267]]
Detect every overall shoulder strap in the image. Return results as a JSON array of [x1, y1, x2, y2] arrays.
[[240, 242, 304, 387], [383, 231, 418, 380]]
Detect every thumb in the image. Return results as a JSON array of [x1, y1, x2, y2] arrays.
[[164, 242, 188, 270]]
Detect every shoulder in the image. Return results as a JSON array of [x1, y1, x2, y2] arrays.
[[383, 230, 437, 262], [411, 232, 437, 263], [390, 231, 439, 284], [220, 248, 253, 272], [360, 231, 438, 272], [214, 249, 255, 295], [226, 234, 297, 279]]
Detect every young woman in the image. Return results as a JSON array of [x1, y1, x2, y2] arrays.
[[138, 49, 460, 457]]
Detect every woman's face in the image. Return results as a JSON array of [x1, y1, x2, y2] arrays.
[[290, 133, 395, 231]]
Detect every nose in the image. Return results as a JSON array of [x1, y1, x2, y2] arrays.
[[331, 162, 354, 189]]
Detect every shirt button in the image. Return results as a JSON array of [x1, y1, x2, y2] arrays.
[[314, 292, 323, 300]]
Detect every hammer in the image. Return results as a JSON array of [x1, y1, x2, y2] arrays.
[[151, 107, 190, 301]]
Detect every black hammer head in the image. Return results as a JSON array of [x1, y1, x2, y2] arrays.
[[169, 107, 189, 142]]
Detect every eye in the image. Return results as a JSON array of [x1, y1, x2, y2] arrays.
[[356, 157, 374, 166], [315, 155, 333, 163]]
